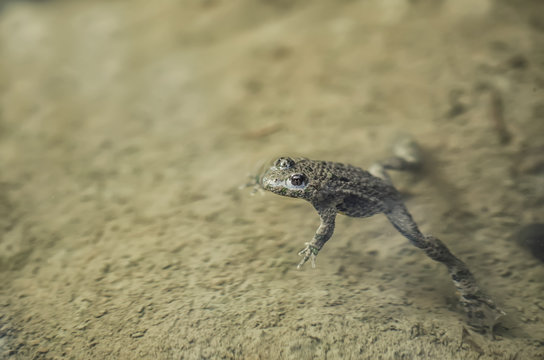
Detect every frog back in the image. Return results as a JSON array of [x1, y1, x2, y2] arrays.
[[313, 161, 398, 218]]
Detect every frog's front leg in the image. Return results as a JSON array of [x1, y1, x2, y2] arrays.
[[298, 207, 337, 269]]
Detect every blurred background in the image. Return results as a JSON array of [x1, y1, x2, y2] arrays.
[[0, 0, 543, 358]]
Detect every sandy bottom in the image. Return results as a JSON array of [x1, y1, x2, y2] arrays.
[[1, 0, 543, 359]]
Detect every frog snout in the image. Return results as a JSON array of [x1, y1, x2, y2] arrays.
[[260, 175, 273, 187], [260, 173, 282, 189]]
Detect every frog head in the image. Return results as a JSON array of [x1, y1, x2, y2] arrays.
[[259, 157, 314, 200]]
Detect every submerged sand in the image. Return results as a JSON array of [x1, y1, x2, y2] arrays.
[[1, 0, 543, 359]]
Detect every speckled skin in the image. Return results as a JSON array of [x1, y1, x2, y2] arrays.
[[260, 144, 504, 333]]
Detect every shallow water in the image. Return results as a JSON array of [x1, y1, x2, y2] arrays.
[[1, 0, 543, 358]]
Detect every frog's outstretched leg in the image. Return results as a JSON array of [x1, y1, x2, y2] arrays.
[[298, 207, 336, 269], [385, 203, 504, 333], [369, 135, 422, 185]]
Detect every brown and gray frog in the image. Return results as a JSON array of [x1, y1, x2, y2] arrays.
[[258, 137, 504, 334]]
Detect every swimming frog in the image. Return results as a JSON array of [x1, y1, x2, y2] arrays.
[[259, 137, 504, 333]]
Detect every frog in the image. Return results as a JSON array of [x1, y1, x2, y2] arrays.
[[258, 137, 504, 333]]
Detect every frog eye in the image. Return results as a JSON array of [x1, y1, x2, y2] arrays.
[[289, 173, 307, 187], [274, 157, 295, 170]]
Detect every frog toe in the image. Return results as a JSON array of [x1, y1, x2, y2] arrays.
[[297, 243, 319, 269]]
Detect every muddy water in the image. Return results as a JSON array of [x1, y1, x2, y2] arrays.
[[1, 0, 543, 359]]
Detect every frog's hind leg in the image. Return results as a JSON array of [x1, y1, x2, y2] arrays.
[[369, 135, 422, 185], [385, 203, 504, 333]]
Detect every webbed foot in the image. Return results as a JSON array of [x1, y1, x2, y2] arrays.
[[392, 134, 422, 168], [297, 243, 320, 269], [461, 292, 505, 334], [369, 134, 422, 184]]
